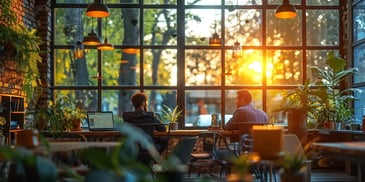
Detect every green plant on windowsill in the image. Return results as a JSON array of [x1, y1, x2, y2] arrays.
[[279, 153, 308, 182], [161, 104, 183, 124]]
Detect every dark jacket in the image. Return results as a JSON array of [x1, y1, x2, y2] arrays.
[[122, 111, 166, 131]]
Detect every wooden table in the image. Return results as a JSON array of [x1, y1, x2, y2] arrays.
[[312, 141, 365, 182], [42, 129, 122, 141], [32, 141, 121, 154], [154, 129, 233, 137]]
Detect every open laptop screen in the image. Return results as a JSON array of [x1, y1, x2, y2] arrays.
[[87, 111, 115, 131]]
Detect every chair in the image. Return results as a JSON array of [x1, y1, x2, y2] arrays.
[[283, 134, 311, 182], [168, 137, 198, 165], [188, 131, 234, 177]]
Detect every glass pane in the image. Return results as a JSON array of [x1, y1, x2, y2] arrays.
[[353, 1, 365, 42], [111, 90, 140, 116], [354, 87, 365, 124], [143, 9, 177, 45], [225, 9, 262, 46], [119, 49, 141, 86], [225, 0, 262, 5], [54, 49, 97, 86], [185, 90, 221, 127], [101, 51, 129, 86], [306, 10, 339, 46], [225, 49, 263, 86], [266, 90, 287, 124], [266, 50, 303, 85], [144, 90, 177, 122], [224, 89, 263, 123], [185, 9, 221, 46], [54, 89, 98, 112], [185, 49, 221, 86], [306, 0, 339, 5], [185, 0, 221, 5], [144, 0, 176, 4], [115, 8, 139, 46], [268, 0, 301, 5], [55, 0, 138, 3], [143, 49, 177, 86], [266, 10, 302, 46], [353, 44, 365, 83], [54, 8, 85, 45], [306, 50, 339, 82]]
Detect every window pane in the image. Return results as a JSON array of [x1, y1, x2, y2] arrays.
[[143, 9, 177, 45], [354, 87, 365, 124], [225, 9, 262, 46], [144, 49, 177, 86], [54, 89, 98, 111], [185, 90, 221, 127], [353, 1, 365, 42], [54, 8, 84, 46], [266, 10, 302, 46], [101, 51, 129, 86], [144, 90, 177, 121], [113, 8, 139, 46], [185, 0, 221, 5], [144, 0, 176, 4], [268, 0, 301, 5], [185, 9, 221, 46], [306, 10, 339, 46], [185, 50, 221, 86], [266, 90, 287, 124], [119, 50, 141, 86], [225, 49, 263, 86], [306, 50, 339, 82], [266, 50, 303, 85], [306, 0, 339, 5], [54, 49, 97, 86], [225, 0, 263, 5], [353, 44, 365, 83]]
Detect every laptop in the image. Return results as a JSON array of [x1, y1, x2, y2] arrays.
[[87, 111, 116, 131]]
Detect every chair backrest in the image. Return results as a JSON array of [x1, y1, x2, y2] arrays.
[[168, 137, 197, 164], [194, 131, 230, 159], [283, 134, 306, 158], [236, 133, 254, 155]]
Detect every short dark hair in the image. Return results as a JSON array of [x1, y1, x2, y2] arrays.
[[131, 92, 148, 109], [237, 89, 252, 103]]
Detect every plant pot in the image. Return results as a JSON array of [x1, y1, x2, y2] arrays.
[[169, 122, 178, 130], [71, 119, 82, 131], [287, 109, 307, 141]]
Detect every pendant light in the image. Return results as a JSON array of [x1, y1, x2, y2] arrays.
[[86, 0, 110, 18], [73, 40, 85, 58], [275, 0, 297, 19], [73, 11, 85, 58], [83, 19, 100, 46], [97, 17, 114, 50], [209, 12, 221, 46]]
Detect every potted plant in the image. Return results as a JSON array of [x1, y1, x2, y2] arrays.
[[277, 79, 320, 140], [161, 104, 183, 130], [310, 51, 362, 129], [63, 106, 87, 131], [280, 153, 307, 182]]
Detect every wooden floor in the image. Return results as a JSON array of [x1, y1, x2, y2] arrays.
[[183, 169, 359, 182]]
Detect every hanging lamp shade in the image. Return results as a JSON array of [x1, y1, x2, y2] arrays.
[[73, 40, 85, 58], [275, 0, 297, 19], [232, 41, 242, 58], [97, 38, 114, 50], [82, 29, 100, 46], [209, 32, 222, 46], [86, 0, 110, 18]]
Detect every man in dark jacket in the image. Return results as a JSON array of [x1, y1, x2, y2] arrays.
[[123, 92, 167, 154]]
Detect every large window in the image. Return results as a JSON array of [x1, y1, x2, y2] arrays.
[[52, 0, 340, 128], [352, 0, 365, 123]]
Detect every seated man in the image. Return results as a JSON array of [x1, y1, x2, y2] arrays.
[[123, 92, 168, 154], [225, 89, 268, 142]]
